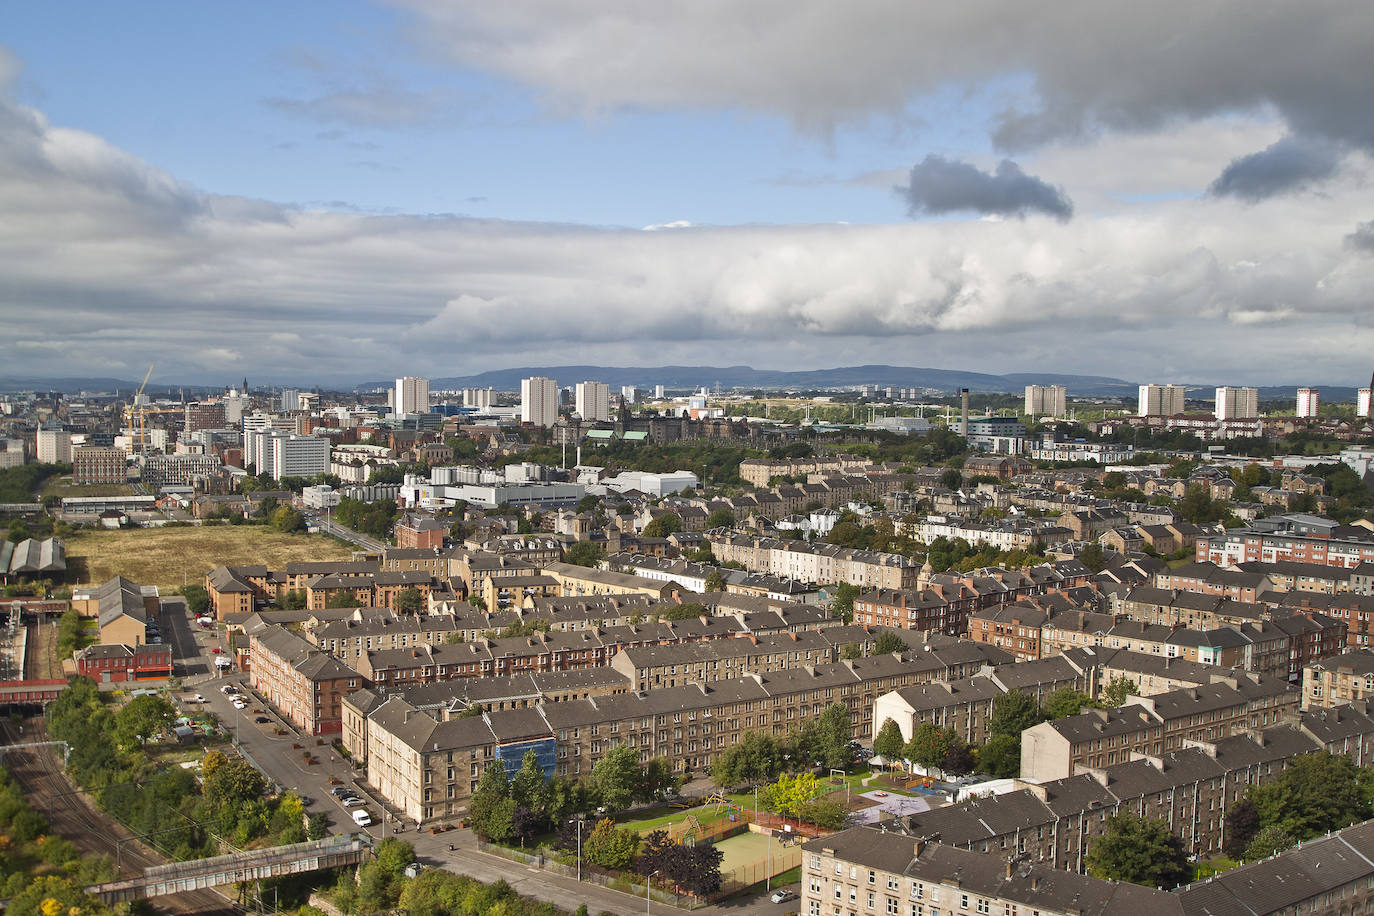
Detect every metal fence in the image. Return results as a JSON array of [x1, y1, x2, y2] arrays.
[[719, 844, 803, 895], [475, 840, 695, 909]]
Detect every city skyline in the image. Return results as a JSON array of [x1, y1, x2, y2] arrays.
[[1, 3, 1372, 384]]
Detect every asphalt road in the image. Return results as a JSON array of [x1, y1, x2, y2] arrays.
[[167, 604, 800, 916]]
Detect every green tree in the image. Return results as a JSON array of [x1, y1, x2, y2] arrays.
[[940, 468, 963, 490], [1243, 824, 1296, 861], [592, 745, 641, 812], [705, 507, 736, 529], [1085, 814, 1191, 889], [1249, 752, 1370, 840], [904, 723, 954, 774], [642, 513, 682, 538], [269, 505, 307, 533], [325, 591, 363, 608], [990, 690, 1043, 738], [393, 587, 424, 614], [711, 731, 786, 788], [55, 607, 89, 658], [943, 737, 975, 776], [1078, 542, 1107, 573], [280, 589, 308, 610], [704, 570, 727, 592], [840, 642, 863, 660], [873, 718, 905, 761], [113, 693, 177, 748], [468, 761, 511, 842], [829, 583, 860, 623], [762, 772, 821, 819], [509, 750, 549, 812], [796, 797, 848, 830], [180, 583, 210, 616], [1040, 688, 1093, 721], [977, 733, 1021, 778], [1099, 676, 1136, 708], [203, 756, 266, 810], [582, 817, 640, 869], [873, 631, 909, 655], [794, 703, 853, 769], [566, 541, 605, 568]]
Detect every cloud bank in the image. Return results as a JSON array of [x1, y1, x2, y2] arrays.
[[1209, 136, 1345, 201], [1, 55, 1372, 385]]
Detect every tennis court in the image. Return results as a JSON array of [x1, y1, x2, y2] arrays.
[[714, 829, 802, 890]]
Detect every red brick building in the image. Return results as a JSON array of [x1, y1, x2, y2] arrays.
[[74, 643, 173, 682], [395, 515, 447, 549]]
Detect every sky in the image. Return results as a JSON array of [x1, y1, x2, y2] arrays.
[[1, 1, 1373, 388]]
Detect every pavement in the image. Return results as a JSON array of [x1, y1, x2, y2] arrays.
[[162, 601, 799, 915]]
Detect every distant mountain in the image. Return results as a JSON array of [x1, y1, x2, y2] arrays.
[[0, 377, 142, 394], [361, 364, 1142, 396]]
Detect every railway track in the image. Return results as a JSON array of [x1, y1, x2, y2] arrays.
[[0, 717, 240, 915]]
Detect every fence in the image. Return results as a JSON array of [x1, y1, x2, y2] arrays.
[[750, 811, 829, 839], [662, 810, 750, 845], [475, 840, 695, 909], [719, 844, 803, 895]]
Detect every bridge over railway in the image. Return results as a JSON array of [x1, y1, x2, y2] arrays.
[[87, 833, 374, 904]]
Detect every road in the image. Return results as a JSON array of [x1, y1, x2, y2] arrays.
[[308, 514, 386, 553], [0, 718, 238, 916]]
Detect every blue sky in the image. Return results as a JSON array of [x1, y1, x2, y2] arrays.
[[1, 2, 1372, 386]]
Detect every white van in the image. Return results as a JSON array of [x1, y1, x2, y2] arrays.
[[352, 809, 372, 827]]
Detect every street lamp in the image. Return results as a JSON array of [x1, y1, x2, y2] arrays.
[[646, 870, 659, 916], [571, 816, 585, 882]]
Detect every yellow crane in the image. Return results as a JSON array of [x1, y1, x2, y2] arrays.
[[131, 364, 154, 453]]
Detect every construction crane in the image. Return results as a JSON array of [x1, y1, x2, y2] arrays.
[[130, 364, 154, 453]]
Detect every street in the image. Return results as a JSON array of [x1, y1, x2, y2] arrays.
[[166, 604, 798, 915]]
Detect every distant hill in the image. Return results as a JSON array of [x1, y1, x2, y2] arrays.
[[362, 364, 1142, 396]]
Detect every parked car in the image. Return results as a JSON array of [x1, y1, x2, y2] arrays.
[[220, 685, 238, 695], [770, 890, 796, 903], [341, 796, 365, 807], [254, 716, 270, 724], [188, 694, 206, 703], [330, 786, 351, 797]]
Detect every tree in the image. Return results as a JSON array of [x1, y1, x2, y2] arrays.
[[873, 718, 905, 761], [1040, 688, 1093, 721], [638, 757, 679, 802], [795, 704, 853, 769], [705, 507, 736, 529], [1223, 797, 1260, 859], [1078, 542, 1107, 573], [762, 772, 821, 819], [582, 817, 640, 869], [990, 691, 1043, 738], [280, 589, 307, 610], [180, 583, 210, 616], [566, 541, 605, 568], [509, 750, 549, 812], [829, 583, 860, 623], [468, 761, 511, 842], [1085, 814, 1191, 889], [796, 797, 848, 831], [711, 731, 786, 788], [269, 505, 307, 533], [904, 723, 954, 774], [704, 570, 727, 592], [942, 737, 975, 776], [203, 756, 266, 809], [55, 607, 88, 658], [840, 642, 863, 660], [667, 844, 724, 896], [873, 631, 909, 655], [642, 513, 682, 538], [977, 733, 1021, 778], [592, 745, 641, 812], [940, 468, 963, 490], [1099, 676, 1136, 709], [1243, 824, 1296, 861], [113, 694, 176, 748], [1249, 752, 1370, 841], [393, 587, 423, 614], [326, 591, 363, 608]]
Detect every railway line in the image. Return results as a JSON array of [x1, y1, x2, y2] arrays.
[[0, 717, 240, 915]]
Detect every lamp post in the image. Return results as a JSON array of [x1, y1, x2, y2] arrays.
[[573, 816, 584, 882], [647, 870, 659, 916]]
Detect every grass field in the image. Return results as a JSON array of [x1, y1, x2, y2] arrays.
[[43, 475, 136, 499], [63, 526, 354, 589], [620, 803, 734, 834]]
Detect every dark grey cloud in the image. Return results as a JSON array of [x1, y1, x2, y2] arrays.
[[1348, 220, 1374, 253], [397, 4, 1374, 155], [1209, 136, 1344, 201], [899, 155, 1073, 221]]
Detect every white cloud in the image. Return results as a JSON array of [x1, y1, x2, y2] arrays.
[[1, 75, 1372, 386]]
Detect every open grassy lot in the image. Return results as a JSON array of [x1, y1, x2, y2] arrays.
[[42, 475, 136, 499], [63, 526, 354, 589]]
